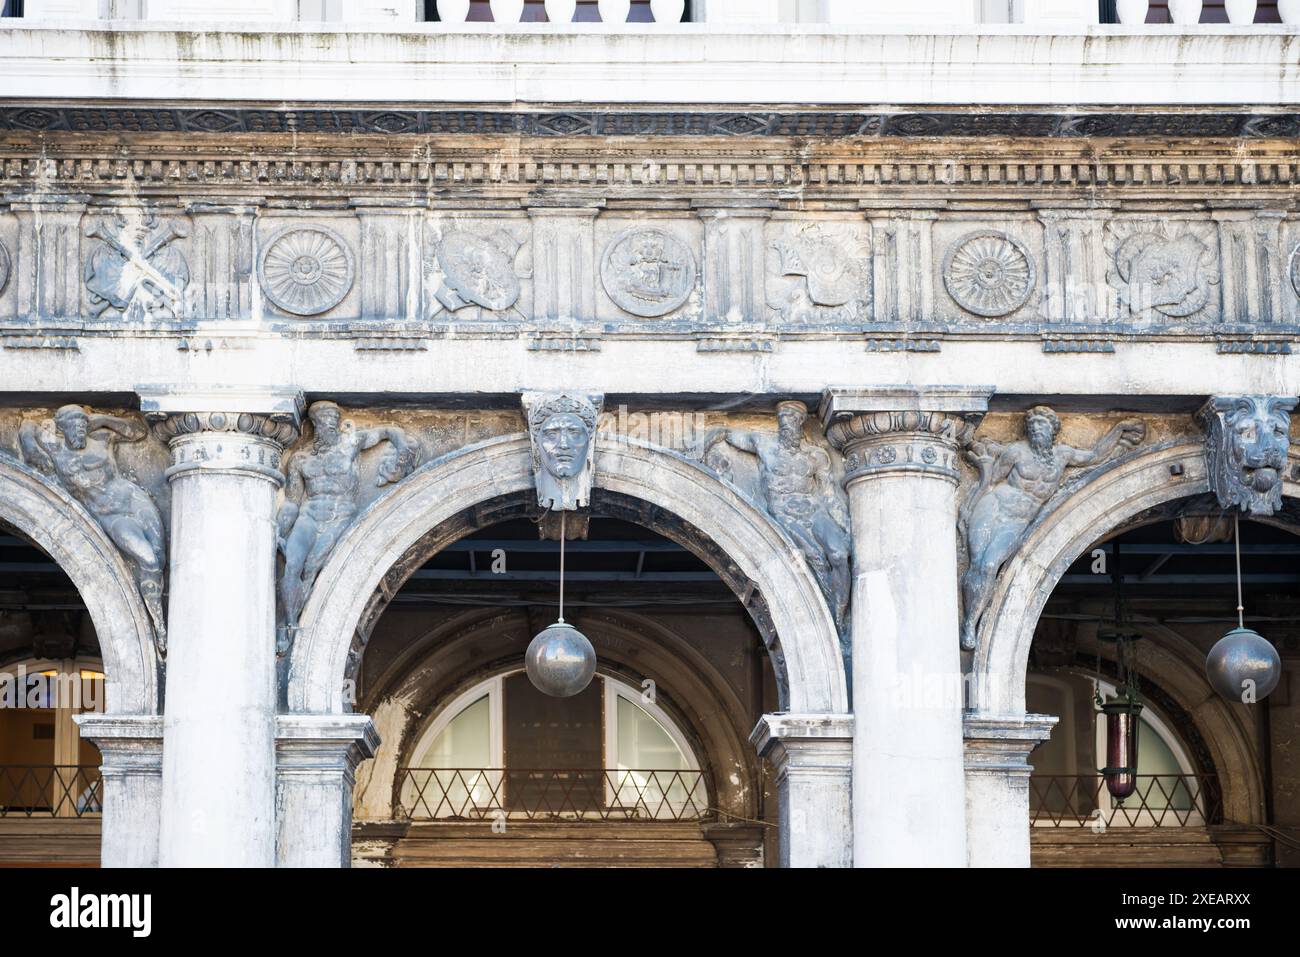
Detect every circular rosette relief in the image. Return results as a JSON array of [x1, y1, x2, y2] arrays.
[[258, 226, 355, 316], [942, 230, 1036, 318], [601, 227, 696, 318], [0, 241, 9, 296]]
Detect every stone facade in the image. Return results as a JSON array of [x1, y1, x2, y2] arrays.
[[0, 17, 1297, 869]]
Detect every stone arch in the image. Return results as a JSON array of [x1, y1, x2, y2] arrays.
[[288, 433, 848, 716], [972, 440, 1300, 721], [0, 457, 159, 714]]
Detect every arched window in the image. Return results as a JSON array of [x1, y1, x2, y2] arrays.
[[400, 671, 705, 821], [1028, 671, 1210, 827]]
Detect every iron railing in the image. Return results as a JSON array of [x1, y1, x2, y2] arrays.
[[398, 768, 709, 822], [1030, 774, 1222, 828], [0, 765, 102, 817]]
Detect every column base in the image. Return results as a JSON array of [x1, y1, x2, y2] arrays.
[[276, 714, 380, 868]]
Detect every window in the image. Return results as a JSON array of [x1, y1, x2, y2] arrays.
[[1, 1, 23, 16], [401, 670, 702, 819]]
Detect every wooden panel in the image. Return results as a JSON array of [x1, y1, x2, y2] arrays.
[[0, 818, 100, 866], [1031, 826, 1272, 867], [388, 821, 719, 868]]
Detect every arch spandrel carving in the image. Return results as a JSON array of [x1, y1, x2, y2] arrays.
[[970, 440, 1300, 719], [288, 433, 847, 717], [0, 456, 159, 715]]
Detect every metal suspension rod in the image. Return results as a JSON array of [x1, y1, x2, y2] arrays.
[[558, 510, 566, 624], [1234, 512, 1244, 630]]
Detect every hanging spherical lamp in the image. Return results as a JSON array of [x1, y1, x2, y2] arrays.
[[1207, 514, 1282, 704], [526, 509, 596, 697], [1206, 627, 1281, 703], [526, 621, 596, 698]]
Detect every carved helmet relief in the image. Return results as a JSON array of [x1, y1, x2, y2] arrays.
[[1106, 220, 1219, 322], [600, 227, 696, 318], [432, 228, 523, 314], [769, 222, 872, 324], [257, 225, 355, 316], [942, 230, 1036, 318]]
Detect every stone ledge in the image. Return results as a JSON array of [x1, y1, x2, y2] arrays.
[[2, 24, 1299, 106]]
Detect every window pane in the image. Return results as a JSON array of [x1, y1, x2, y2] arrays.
[[612, 696, 693, 818], [418, 694, 492, 768], [405, 695, 494, 818], [1138, 719, 1193, 811], [616, 696, 688, 770]]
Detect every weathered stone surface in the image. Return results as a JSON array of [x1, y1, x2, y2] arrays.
[[1198, 395, 1298, 516], [959, 407, 1145, 651]]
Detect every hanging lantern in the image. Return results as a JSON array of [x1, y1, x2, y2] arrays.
[[1100, 696, 1143, 800], [1207, 514, 1282, 704], [1097, 538, 1143, 801], [526, 510, 596, 698]]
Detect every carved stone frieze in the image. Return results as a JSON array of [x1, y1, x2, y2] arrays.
[[257, 225, 355, 317], [698, 402, 852, 636], [942, 230, 1036, 318], [83, 212, 189, 321], [600, 227, 696, 319], [429, 227, 524, 314], [17, 406, 169, 653], [768, 221, 871, 325], [523, 391, 603, 512], [1197, 395, 1297, 516], [1106, 220, 1220, 323], [957, 407, 1146, 650], [275, 401, 422, 642]]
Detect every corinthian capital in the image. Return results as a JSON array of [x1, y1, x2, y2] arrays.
[[820, 386, 993, 485]]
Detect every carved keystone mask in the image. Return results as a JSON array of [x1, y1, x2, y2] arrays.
[[523, 391, 603, 512], [1199, 396, 1297, 516]]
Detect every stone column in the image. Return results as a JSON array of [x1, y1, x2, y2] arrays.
[[73, 714, 164, 868], [750, 713, 853, 868], [139, 386, 302, 868], [821, 385, 992, 868], [964, 714, 1058, 868], [276, 714, 379, 868]]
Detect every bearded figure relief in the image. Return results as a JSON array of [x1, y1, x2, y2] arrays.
[[959, 407, 1146, 651], [1199, 396, 1297, 517], [1106, 220, 1219, 323], [699, 401, 852, 639], [18, 407, 169, 653], [277, 401, 422, 647]]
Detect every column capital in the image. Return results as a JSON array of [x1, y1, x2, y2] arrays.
[[820, 386, 993, 485], [137, 385, 304, 485], [74, 714, 164, 768], [275, 714, 380, 772], [750, 712, 854, 760], [963, 713, 1058, 775]]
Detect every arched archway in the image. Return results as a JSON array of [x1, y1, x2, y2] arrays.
[[288, 433, 849, 718], [972, 439, 1299, 717], [0, 457, 158, 716]]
